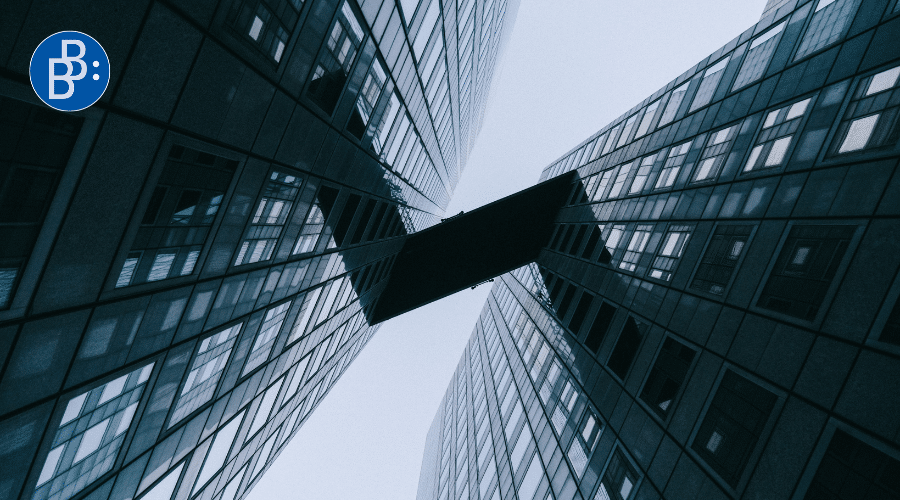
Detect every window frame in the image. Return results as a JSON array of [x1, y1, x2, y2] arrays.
[[688, 222, 757, 298]]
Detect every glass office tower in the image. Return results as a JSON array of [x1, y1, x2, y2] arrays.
[[0, 1, 517, 500], [417, 1, 900, 500]]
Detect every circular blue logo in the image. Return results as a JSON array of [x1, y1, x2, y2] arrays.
[[30, 31, 109, 112]]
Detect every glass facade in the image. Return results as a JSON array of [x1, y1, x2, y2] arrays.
[[419, 2, 900, 500], [0, 1, 518, 500]]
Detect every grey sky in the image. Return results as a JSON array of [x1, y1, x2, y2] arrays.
[[247, 1, 767, 499]]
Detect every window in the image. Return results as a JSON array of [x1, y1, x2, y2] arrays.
[[371, 93, 400, 157], [192, 411, 245, 495], [618, 225, 652, 272], [802, 429, 900, 499], [347, 60, 387, 138], [655, 141, 691, 189], [733, 22, 785, 91], [288, 287, 323, 343], [170, 324, 242, 426], [243, 300, 291, 376], [744, 98, 811, 172], [595, 450, 640, 500], [292, 186, 338, 254], [604, 225, 626, 261], [117, 146, 237, 287], [658, 81, 689, 126], [795, 0, 861, 61], [551, 380, 578, 434], [639, 338, 696, 418], [690, 57, 730, 112], [34, 364, 154, 500], [602, 125, 621, 156], [1, 98, 83, 309], [245, 378, 285, 442], [590, 169, 614, 202], [236, 171, 302, 265], [567, 409, 602, 478], [584, 302, 616, 353], [607, 317, 644, 380], [228, 0, 302, 62], [692, 370, 776, 487], [635, 100, 660, 137], [832, 65, 900, 155], [607, 161, 634, 199], [690, 225, 753, 295], [307, 1, 364, 114], [649, 225, 691, 281], [616, 114, 639, 149], [693, 126, 737, 182], [758, 225, 855, 320], [628, 154, 655, 194]]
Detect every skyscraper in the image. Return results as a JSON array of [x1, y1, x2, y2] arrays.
[[416, 1, 900, 500], [0, 0, 518, 500]]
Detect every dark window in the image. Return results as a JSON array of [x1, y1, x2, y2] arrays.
[[881, 296, 900, 346], [117, 146, 238, 287], [596, 450, 640, 500], [556, 284, 577, 319], [549, 278, 565, 306], [350, 199, 377, 245], [307, 1, 365, 114], [607, 317, 644, 380], [639, 338, 696, 418], [365, 203, 388, 241], [690, 225, 753, 295], [547, 225, 563, 250], [581, 226, 601, 259], [0, 97, 82, 309], [692, 370, 777, 487], [758, 225, 855, 320], [556, 225, 574, 251], [568, 292, 593, 335], [228, 0, 303, 63], [332, 193, 361, 246], [584, 302, 616, 353], [803, 429, 900, 500], [831, 64, 900, 155], [567, 225, 588, 255]]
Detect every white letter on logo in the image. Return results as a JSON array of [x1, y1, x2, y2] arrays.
[[48, 40, 87, 99]]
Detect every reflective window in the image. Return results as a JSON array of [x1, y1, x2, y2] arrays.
[[236, 171, 302, 265], [658, 82, 689, 126], [690, 57, 730, 112], [371, 93, 400, 157], [35, 364, 154, 500], [690, 225, 753, 295], [246, 378, 285, 442], [692, 371, 776, 487], [628, 154, 655, 194], [832, 65, 900, 154], [745, 97, 811, 172], [618, 225, 652, 272], [758, 225, 855, 320], [616, 114, 639, 149], [117, 146, 237, 287], [171, 324, 242, 426], [655, 141, 691, 189], [228, 0, 302, 62], [602, 125, 621, 156], [307, 1, 364, 114], [137, 462, 183, 500], [567, 409, 602, 478], [795, 0, 861, 60], [693, 126, 737, 182], [192, 411, 245, 495], [590, 169, 614, 202], [243, 300, 292, 376], [595, 450, 640, 500], [733, 22, 784, 90], [649, 225, 691, 281], [635, 99, 660, 137], [607, 162, 634, 200], [347, 60, 387, 139]]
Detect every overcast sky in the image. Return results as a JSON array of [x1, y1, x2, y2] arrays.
[[247, 1, 768, 499]]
